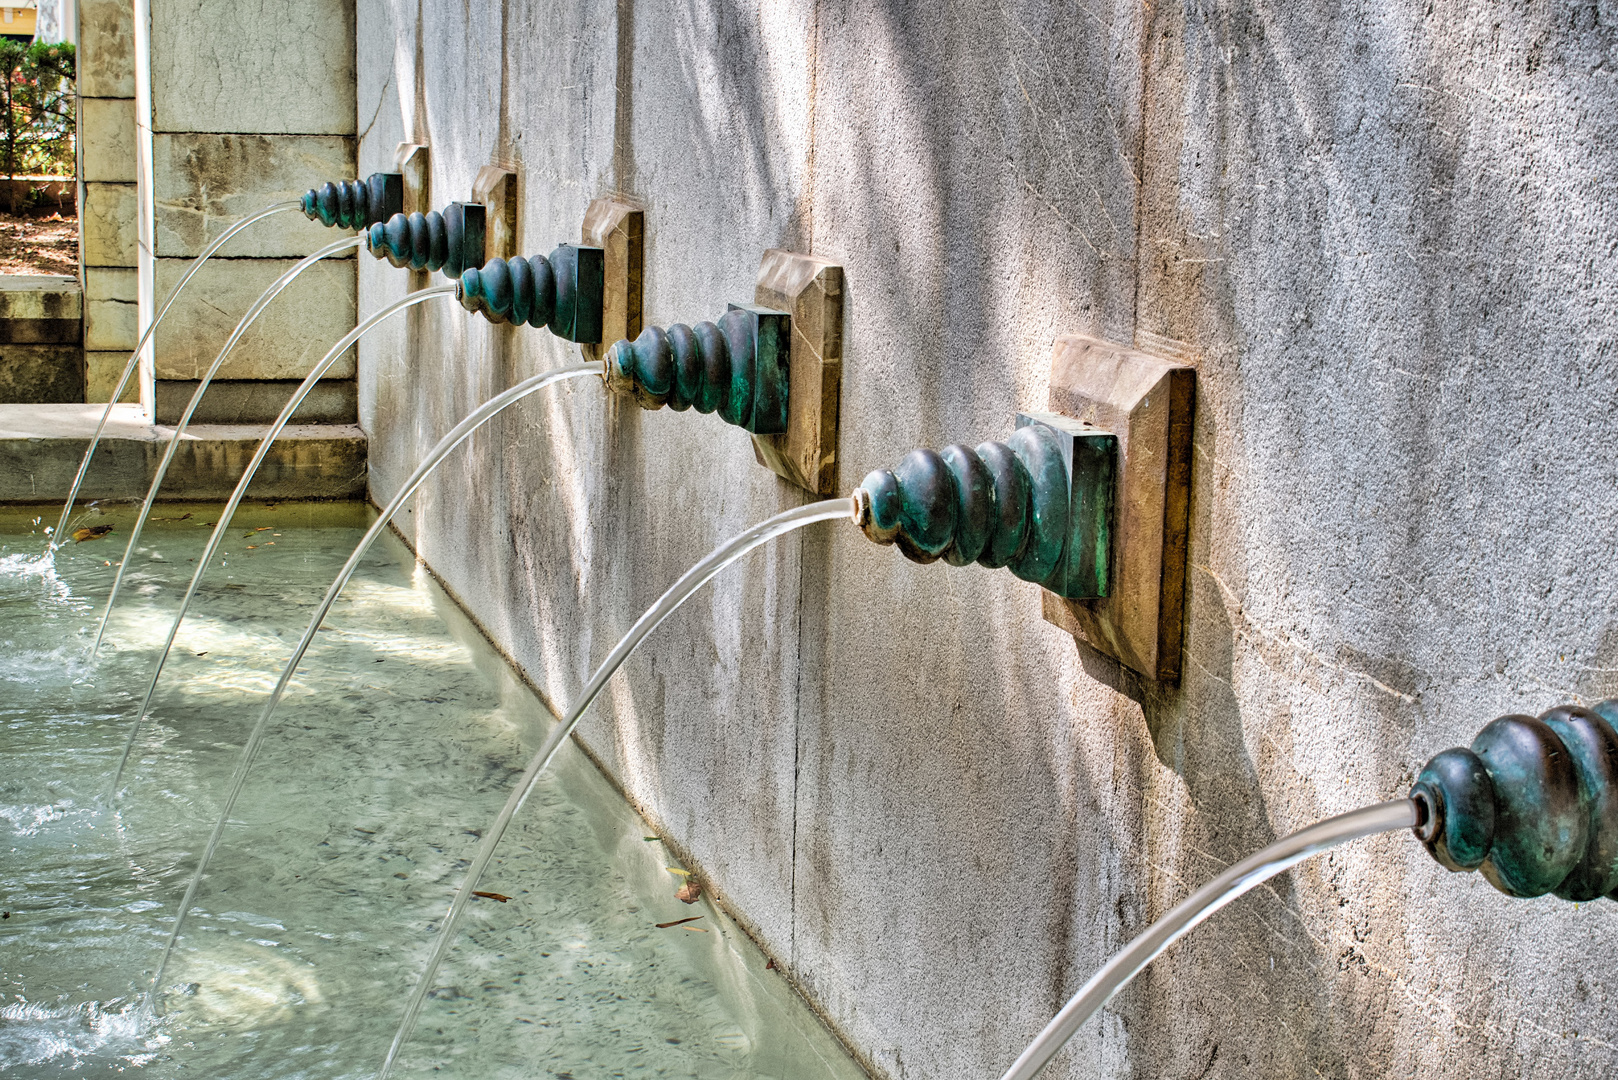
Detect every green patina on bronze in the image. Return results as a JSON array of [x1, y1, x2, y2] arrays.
[[366, 202, 488, 281], [1412, 701, 1618, 902], [603, 304, 791, 435], [851, 413, 1116, 600], [301, 173, 404, 231], [456, 245, 606, 344]]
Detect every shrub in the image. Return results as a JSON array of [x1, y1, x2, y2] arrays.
[[0, 41, 75, 193]]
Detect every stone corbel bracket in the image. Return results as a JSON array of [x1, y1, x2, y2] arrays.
[[473, 164, 519, 263], [579, 198, 644, 365], [750, 250, 844, 495], [395, 142, 429, 215], [1040, 336, 1195, 682]]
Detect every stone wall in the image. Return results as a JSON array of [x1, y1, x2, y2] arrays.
[[131, 0, 358, 423], [355, 3, 1618, 1079]]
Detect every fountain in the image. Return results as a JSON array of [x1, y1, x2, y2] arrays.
[[51, 171, 406, 552], [995, 700, 1618, 1079]]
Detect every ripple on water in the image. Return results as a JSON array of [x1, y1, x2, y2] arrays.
[[0, 996, 169, 1074]]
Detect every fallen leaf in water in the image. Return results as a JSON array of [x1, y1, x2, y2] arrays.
[[246, 545, 257, 549], [195, 652, 207, 657], [243, 527, 271, 537], [151, 512, 193, 523], [472, 891, 512, 903], [681, 925, 708, 932], [197, 521, 216, 527], [72, 525, 113, 542], [765, 958, 777, 970], [676, 881, 702, 904], [643, 836, 660, 842], [656, 916, 704, 929], [665, 867, 692, 877]]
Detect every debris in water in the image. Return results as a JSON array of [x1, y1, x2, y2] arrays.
[[766, 958, 777, 970], [665, 867, 692, 876], [2, 911, 9, 919], [643, 836, 660, 842], [243, 527, 271, 537], [72, 525, 113, 542], [676, 881, 702, 905], [246, 545, 257, 549], [655, 916, 704, 929], [472, 891, 512, 903], [681, 924, 708, 932], [195, 652, 207, 657], [151, 513, 193, 523]]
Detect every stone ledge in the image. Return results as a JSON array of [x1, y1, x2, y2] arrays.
[[0, 403, 366, 502]]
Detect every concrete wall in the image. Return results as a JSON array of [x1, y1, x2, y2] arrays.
[[135, 0, 359, 423], [356, 3, 1618, 1078]]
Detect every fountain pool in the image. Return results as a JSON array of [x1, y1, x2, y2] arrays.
[[0, 502, 864, 1080]]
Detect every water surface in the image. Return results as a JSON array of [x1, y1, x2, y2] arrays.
[[0, 502, 863, 1080]]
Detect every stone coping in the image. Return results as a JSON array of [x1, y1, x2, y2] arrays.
[[0, 403, 366, 501]]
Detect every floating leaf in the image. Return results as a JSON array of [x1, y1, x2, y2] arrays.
[[643, 836, 660, 842], [665, 867, 692, 876], [242, 527, 271, 538], [676, 881, 702, 905], [656, 916, 704, 929], [680, 925, 708, 932], [472, 891, 512, 903], [72, 524, 113, 542]]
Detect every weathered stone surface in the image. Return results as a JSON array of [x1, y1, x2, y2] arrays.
[[84, 268, 138, 352], [0, 344, 83, 403], [153, 378, 357, 425], [77, 0, 135, 99], [0, 276, 82, 321], [151, 256, 357, 380], [79, 97, 137, 183], [153, 133, 358, 258], [353, 3, 1618, 1080], [84, 351, 141, 404], [150, 0, 356, 135], [81, 182, 138, 267], [0, 403, 366, 501]]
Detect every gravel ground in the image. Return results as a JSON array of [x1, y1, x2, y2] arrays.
[[0, 211, 78, 275]]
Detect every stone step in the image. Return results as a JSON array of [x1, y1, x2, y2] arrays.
[[0, 275, 84, 404], [0, 403, 366, 503]]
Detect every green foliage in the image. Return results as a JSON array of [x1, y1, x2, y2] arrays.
[[0, 40, 75, 183]]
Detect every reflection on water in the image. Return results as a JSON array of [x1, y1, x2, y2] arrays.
[[0, 503, 862, 1080]]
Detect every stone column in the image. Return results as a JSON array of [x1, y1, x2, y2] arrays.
[[135, 0, 358, 425], [78, 0, 138, 403]]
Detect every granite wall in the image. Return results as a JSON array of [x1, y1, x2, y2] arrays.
[[354, 2, 1618, 1078]]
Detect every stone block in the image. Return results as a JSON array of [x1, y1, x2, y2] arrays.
[[153, 378, 357, 424], [85, 351, 141, 404], [0, 344, 84, 403], [79, 97, 137, 183], [1040, 336, 1195, 682], [150, 0, 356, 135], [579, 198, 643, 365], [750, 250, 844, 495], [472, 164, 518, 261], [81, 182, 139, 267], [77, 0, 135, 98], [151, 256, 357, 380], [0, 403, 367, 501], [84, 268, 139, 351], [0, 276, 82, 321], [153, 133, 358, 258]]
